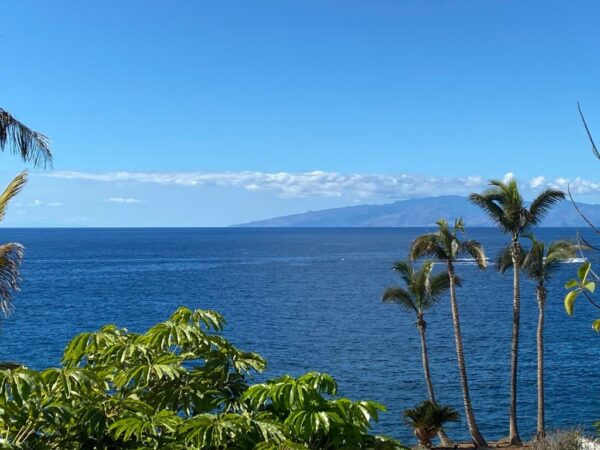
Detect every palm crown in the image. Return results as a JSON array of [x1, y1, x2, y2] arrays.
[[522, 236, 578, 284], [382, 261, 450, 313], [469, 179, 565, 238], [495, 236, 578, 280], [410, 218, 487, 268]]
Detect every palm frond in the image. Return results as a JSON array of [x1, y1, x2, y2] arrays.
[[522, 240, 545, 281], [546, 240, 578, 260], [382, 287, 416, 312], [404, 401, 460, 429], [0, 243, 24, 316], [413, 261, 434, 306], [428, 271, 451, 301], [0, 109, 52, 168], [469, 193, 508, 231], [462, 240, 487, 269], [543, 240, 578, 277], [0, 172, 27, 222], [528, 189, 566, 225], [454, 217, 465, 233], [495, 244, 515, 274], [487, 179, 509, 191], [410, 234, 446, 261], [392, 261, 414, 286]]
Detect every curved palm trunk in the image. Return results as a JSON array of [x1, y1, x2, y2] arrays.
[[536, 286, 546, 440], [417, 315, 453, 447], [447, 264, 487, 448], [509, 241, 522, 446]]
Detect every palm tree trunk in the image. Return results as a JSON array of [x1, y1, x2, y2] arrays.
[[447, 263, 487, 448], [536, 286, 546, 440], [417, 315, 436, 403], [417, 316, 454, 447], [509, 240, 522, 446]]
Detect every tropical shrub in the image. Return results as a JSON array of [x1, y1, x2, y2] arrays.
[[0, 307, 405, 449], [403, 401, 459, 448]]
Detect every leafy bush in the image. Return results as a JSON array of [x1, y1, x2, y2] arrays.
[[0, 307, 405, 449]]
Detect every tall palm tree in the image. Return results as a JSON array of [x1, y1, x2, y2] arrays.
[[0, 107, 53, 314], [382, 260, 453, 447], [470, 178, 564, 446], [410, 219, 487, 448], [497, 235, 578, 439]]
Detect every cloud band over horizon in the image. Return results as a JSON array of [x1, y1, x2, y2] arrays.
[[46, 170, 600, 200]]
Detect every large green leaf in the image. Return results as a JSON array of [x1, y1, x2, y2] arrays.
[[578, 261, 591, 282], [564, 279, 579, 289], [564, 290, 579, 316]]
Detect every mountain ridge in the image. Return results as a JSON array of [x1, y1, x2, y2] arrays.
[[234, 195, 600, 227]]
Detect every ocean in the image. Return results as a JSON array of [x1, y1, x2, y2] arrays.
[[0, 227, 598, 444]]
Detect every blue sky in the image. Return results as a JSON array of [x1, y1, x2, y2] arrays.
[[1, 1, 600, 226]]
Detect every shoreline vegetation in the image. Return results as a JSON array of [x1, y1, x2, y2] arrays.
[[0, 110, 599, 449]]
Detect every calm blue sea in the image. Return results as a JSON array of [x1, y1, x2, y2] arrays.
[[0, 227, 598, 444]]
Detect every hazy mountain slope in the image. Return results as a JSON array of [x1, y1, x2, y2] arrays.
[[235, 195, 600, 227]]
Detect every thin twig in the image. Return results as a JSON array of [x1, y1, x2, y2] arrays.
[[576, 231, 600, 253], [575, 232, 600, 282], [578, 102, 600, 160], [582, 289, 600, 310], [567, 184, 600, 234]]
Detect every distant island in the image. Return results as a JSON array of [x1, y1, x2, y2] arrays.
[[234, 195, 600, 227]]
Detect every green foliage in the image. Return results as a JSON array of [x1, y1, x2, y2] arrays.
[[0, 107, 54, 319], [469, 178, 564, 239], [0, 307, 405, 449], [382, 260, 450, 314], [403, 401, 459, 448], [403, 401, 459, 430], [564, 261, 596, 320], [410, 218, 487, 269]]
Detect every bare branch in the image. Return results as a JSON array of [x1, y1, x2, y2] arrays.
[[578, 102, 600, 160], [582, 289, 600, 310], [568, 184, 600, 234]]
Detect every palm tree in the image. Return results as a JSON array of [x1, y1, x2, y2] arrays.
[[410, 219, 487, 448], [404, 400, 460, 448], [470, 178, 564, 446], [497, 235, 578, 440], [0, 108, 53, 315], [382, 260, 453, 447]]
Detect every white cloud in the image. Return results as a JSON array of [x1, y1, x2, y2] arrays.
[[108, 197, 143, 204], [529, 176, 546, 188], [502, 172, 516, 184], [46, 170, 600, 200], [24, 199, 62, 207], [47, 170, 492, 199]]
